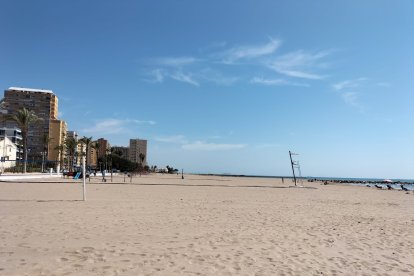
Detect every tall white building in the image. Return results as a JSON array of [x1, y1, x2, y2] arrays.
[[129, 139, 147, 166]]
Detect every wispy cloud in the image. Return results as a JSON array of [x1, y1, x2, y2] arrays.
[[82, 118, 155, 135], [182, 141, 247, 151], [219, 38, 281, 64], [155, 135, 246, 151], [145, 69, 199, 86], [155, 135, 188, 144], [332, 77, 367, 91], [197, 68, 239, 85], [341, 92, 359, 107], [131, 119, 156, 125], [250, 77, 309, 87], [269, 50, 331, 80], [148, 69, 166, 83], [83, 119, 126, 134], [153, 57, 198, 67], [143, 39, 335, 87], [170, 71, 200, 86]]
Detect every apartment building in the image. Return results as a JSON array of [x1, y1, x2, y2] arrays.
[[1, 87, 66, 160], [87, 141, 98, 168], [111, 146, 129, 159], [96, 138, 110, 159], [129, 138, 147, 165], [48, 120, 67, 164]]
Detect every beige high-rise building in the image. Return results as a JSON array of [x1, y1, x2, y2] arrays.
[[97, 138, 110, 159], [2, 87, 65, 159], [129, 139, 147, 166], [87, 141, 98, 168], [48, 120, 67, 165]]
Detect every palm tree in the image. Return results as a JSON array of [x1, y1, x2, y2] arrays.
[[41, 133, 52, 171], [6, 108, 40, 173], [139, 153, 146, 166], [91, 142, 100, 169], [64, 137, 78, 172], [54, 144, 65, 171], [79, 136, 93, 167]]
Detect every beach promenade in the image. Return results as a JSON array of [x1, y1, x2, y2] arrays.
[[0, 174, 413, 275]]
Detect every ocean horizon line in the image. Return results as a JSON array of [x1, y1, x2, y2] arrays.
[[191, 173, 414, 183]]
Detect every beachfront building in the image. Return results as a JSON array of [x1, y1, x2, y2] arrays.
[[0, 127, 22, 160], [66, 131, 84, 166], [87, 141, 98, 168], [0, 137, 18, 170], [96, 138, 111, 159], [112, 146, 129, 159], [1, 87, 67, 162], [48, 120, 67, 169], [129, 138, 147, 166]]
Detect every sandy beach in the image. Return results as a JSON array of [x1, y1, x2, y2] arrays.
[[0, 174, 413, 275]]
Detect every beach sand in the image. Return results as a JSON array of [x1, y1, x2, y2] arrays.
[[0, 174, 413, 275]]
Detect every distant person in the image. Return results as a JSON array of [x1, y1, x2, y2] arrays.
[[282, 177, 284, 184], [102, 169, 106, 182]]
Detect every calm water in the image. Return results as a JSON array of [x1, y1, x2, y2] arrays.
[[199, 174, 414, 191]]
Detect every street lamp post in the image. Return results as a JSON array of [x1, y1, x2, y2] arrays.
[[41, 151, 46, 173]]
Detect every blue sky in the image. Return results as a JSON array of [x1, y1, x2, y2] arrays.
[[1, 1, 413, 178]]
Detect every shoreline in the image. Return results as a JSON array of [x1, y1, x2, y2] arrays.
[[194, 173, 414, 184]]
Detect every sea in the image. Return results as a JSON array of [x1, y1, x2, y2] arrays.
[[197, 174, 414, 191]]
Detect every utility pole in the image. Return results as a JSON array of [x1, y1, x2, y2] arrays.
[[82, 156, 86, 201], [289, 151, 297, 186]]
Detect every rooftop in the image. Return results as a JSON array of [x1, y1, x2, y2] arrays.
[[7, 87, 54, 94]]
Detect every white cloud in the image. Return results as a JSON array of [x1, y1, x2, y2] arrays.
[[155, 135, 188, 144], [250, 77, 309, 87], [218, 38, 281, 63], [269, 50, 331, 80], [197, 68, 239, 85], [332, 78, 367, 91], [182, 141, 247, 151], [149, 69, 166, 83], [154, 57, 198, 67], [144, 40, 335, 87], [82, 118, 155, 135], [170, 71, 200, 86], [250, 77, 287, 85], [131, 119, 156, 125], [341, 92, 359, 107], [83, 118, 125, 135]]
